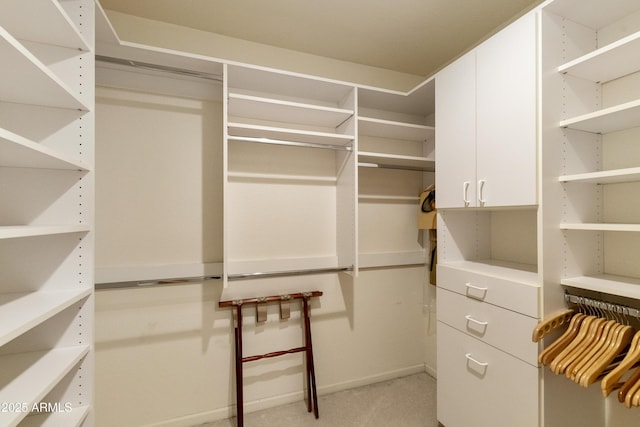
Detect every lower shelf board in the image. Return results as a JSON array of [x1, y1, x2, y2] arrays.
[[0, 288, 92, 347], [562, 274, 640, 300], [0, 345, 89, 427], [19, 405, 89, 427]]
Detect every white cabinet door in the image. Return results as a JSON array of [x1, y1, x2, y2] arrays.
[[476, 11, 537, 207], [437, 322, 539, 427], [435, 51, 477, 208]]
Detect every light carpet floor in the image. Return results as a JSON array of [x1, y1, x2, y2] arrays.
[[197, 372, 437, 427]]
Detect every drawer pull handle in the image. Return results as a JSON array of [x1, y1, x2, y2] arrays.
[[465, 315, 488, 326], [465, 283, 488, 292], [465, 353, 489, 367]]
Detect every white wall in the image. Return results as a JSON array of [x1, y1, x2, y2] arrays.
[[95, 86, 434, 426]]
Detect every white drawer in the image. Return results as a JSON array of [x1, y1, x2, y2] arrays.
[[437, 287, 538, 366], [437, 263, 539, 317], [437, 322, 539, 427]]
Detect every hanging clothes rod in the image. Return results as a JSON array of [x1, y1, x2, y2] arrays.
[[228, 266, 352, 281], [95, 55, 223, 82], [95, 275, 221, 290], [227, 135, 353, 151], [564, 292, 640, 318], [358, 162, 435, 172]]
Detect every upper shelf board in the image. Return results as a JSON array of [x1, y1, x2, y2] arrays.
[[558, 30, 640, 83], [562, 274, 640, 300], [0, 0, 90, 51], [544, 0, 640, 30], [228, 93, 353, 128], [0, 27, 88, 110], [358, 116, 435, 141], [358, 151, 435, 171]]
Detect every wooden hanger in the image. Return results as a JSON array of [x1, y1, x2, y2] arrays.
[[532, 309, 574, 342], [566, 319, 617, 381], [619, 367, 640, 406], [579, 323, 633, 387], [561, 316, 609, 378], [539, 313, 586, 366], [551, 315, 608, 375], [601, 330, 640, 397]]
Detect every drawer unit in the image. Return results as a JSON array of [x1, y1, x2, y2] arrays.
[[437, 322, 540, 427], [437, 287, 539, 365], [437, 263, 539, 317]]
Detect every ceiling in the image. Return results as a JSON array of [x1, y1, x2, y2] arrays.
[[98, 0, 544, 78]]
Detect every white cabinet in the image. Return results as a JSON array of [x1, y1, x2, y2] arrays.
[[0, 0, 94, 426], [436, 11, 537, 209], [435, 10, 540, 427]]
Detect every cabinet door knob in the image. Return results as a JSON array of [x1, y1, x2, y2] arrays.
[[478, 179, 486, 206], [463, 181, 470, 206]]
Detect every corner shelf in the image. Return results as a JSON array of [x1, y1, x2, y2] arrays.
[[0, 346, 89, 427]]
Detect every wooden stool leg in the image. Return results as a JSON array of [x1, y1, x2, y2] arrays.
[[234, 304, 244, 427], [302, 296, 319, 418]]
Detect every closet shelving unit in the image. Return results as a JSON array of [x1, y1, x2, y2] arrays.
[[356, 80, 435, 268], [543, 0, 640, 303], [0, 0, 94, 426], [223, 64, 357, 280]]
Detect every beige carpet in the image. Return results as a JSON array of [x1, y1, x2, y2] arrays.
[[198, 372, 437, 427]]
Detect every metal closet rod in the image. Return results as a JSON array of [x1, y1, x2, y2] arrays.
[[358, 162, 435, 172], [227, 135, 353, 151], [95, 55, 223, 82], [95, 275, 222, 290], [228, 266, 353, 281], [564, 292, 640, 319]]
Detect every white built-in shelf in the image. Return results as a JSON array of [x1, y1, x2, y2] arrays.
[[559, 166, 640, 184], [560, 223, 640, 232], [0, 225, 90, 240], [358, 194, 419, 202], [558, 30, 640, 83], [0, 27, 88, 111], [358, 116, 435, 141], [0, 128, 89, 170], [0, 0, 90, 51], [20, 405, 89, 427], [359, 250, 427, 268], [560, 99, 640, 134], [0, 346, 89, 427], [228, 93, 353, 128], [227, 122, 353, 147], [562, 274, 640, 300], [359, 151, 435, 171], [0, 289, 92, 347], [441, 259, 539, 286]]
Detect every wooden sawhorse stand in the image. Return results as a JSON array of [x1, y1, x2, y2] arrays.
[[219, 289, 322, 427]]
